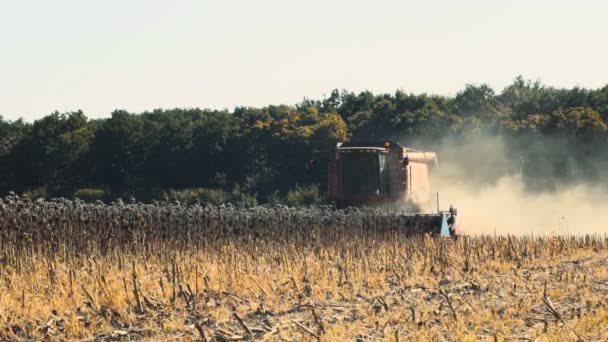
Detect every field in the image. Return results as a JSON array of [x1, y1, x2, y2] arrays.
[[1, 197, 607, 341]]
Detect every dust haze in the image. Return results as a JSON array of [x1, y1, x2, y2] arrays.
[[425, 134, 607, 236]]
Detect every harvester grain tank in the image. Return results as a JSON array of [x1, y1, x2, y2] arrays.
[[328, 141, 457, 236]]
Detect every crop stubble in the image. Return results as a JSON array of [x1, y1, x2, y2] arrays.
[[0, 196, 607, 341]]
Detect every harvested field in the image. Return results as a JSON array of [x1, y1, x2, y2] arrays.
[[1, 196, 607, 341]]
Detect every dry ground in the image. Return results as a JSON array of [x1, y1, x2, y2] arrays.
[[1, 235, 607, 341]]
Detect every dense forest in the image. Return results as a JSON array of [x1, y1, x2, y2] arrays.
[[1, 77, 607, 205]]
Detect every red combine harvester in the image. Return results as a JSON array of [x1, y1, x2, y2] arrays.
[[328, 141, 457, 236]]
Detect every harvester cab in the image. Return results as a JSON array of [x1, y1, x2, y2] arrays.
[[327, 141, 458, 236]]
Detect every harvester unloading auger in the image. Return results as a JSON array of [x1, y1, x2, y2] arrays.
[[327, 141, 458, 236]]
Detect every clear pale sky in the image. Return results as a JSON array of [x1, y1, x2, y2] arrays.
[[1, 0, 606, 121]]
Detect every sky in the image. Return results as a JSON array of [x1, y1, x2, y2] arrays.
[[0, 0, 606, 121]]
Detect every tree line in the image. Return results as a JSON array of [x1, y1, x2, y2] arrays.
[[1, 77, 607, 204]]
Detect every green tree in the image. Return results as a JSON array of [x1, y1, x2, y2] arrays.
[[88, 110, 145, 191], [11, 111, 92, 195]]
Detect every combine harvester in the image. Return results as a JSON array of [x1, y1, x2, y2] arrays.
[[327, 141, 458, 236]]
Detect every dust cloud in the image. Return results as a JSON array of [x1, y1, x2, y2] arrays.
[[435, 175, 608, 235], [425, 134, 608, 236]]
